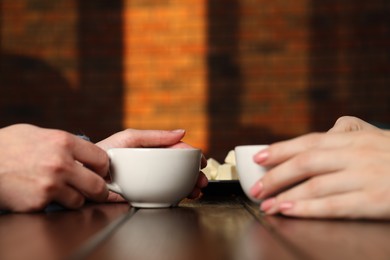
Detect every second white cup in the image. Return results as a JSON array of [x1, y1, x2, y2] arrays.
[[235, 145, 269, 203]]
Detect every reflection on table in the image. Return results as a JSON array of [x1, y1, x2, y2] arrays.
[[1, 195, 390, 260]]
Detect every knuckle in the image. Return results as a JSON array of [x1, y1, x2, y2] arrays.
[[304, 178, 322, 196], [301, 132, 322, 148], [123, 128, 136, 135], [123, 128, 137, 138], [323, 198, 341, 213], [293, 152, 314, 174], [335, 116, 356, 125], [333, 116, 363, 132], [275, 192, 288, 202], [120, 129, 137, 145], [263, 170, 276, 187], [42, 156, 70, 175], [95, 151, 109, 175], [49, 130, 74, 149], [37, 178, 59, 196], [305, 132, 321, 141]]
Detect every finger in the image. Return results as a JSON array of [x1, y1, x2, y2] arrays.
[[255, 132, 352, 166], [71, 136, 109, 177], [127, 129, 186, 147], [67, 163, 109, 202], [106, 191, 127, 203], [277, 192, 380, 219], [169, 142, 207, 168], [274, 171, 362, 202], [196, 172, 209, 188], [201, 155, 207, 168], [187, 173, 208, 199], [54, 185, 85, 209], [96, 129, 186, 150], [257, 148, 346, 199]]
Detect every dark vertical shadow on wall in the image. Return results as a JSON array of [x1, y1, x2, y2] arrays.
[[77, 0, 124, 141], [346, 1, 390, 127], [308, 1, 390, 131], [307, 1, 343, 131], [206, 0, 242, 161], [0, 0, 2, 48], [0, 53, 77, 129]]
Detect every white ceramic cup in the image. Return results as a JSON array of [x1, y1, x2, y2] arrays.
[[107, 148, 201, 208], [235, 145, 269, 203]]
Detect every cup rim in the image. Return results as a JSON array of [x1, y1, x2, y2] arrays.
[[107, 147, 202, 155], [108, 147, 201, 152]]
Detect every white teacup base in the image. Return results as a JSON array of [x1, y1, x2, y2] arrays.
[[130, 202, 179, 208], [107, 183, 180, 208]]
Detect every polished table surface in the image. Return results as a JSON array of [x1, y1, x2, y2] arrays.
[[1, 194, 390, 260]]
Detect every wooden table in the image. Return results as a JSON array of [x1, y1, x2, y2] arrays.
[[1, 194, 390, 260]]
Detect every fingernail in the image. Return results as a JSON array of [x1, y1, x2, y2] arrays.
[[172, 129, 185, 133], [250, 182, 263, 197], [253, 150, 269, 164], [279, 201, 294, 211], [260, 198, 276, 212]]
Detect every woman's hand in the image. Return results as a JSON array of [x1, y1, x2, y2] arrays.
[[250, 118, 390, 219]]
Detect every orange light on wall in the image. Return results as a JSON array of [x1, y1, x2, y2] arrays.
[[123, 0, 208, 152]]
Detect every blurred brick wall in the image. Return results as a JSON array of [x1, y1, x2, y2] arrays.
[[308, 1, 390, 132], [0, 0, 124, 139], [207, 0, 311, 160], [0, 0, 79, 131], [123, 0, 208, 153], [1, 0, 389, 161]]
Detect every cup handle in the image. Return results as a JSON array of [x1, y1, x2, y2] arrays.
[[106, 182, 122, 195], [106, 150, 122, 195]]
